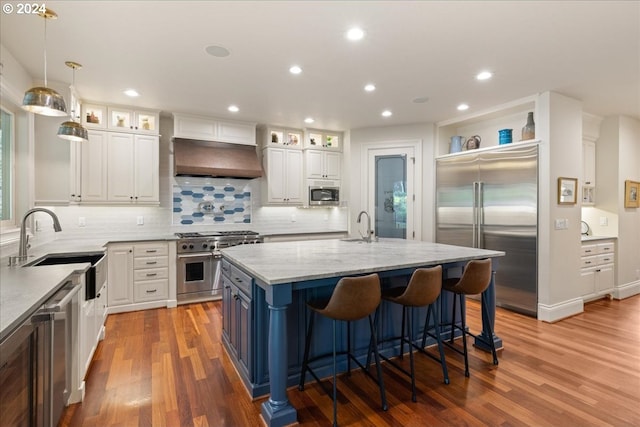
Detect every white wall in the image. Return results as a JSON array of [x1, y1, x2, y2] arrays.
[[349, 123, 435, 241]]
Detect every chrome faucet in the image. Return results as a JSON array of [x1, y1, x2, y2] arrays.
[[356, 210, 372, 243], [9, 208, 62, 266]]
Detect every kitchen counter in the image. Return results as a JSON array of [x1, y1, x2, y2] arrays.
[[0, 262, 89, 342], [581, 235, 617, 242], [221, 238, 504, 427]]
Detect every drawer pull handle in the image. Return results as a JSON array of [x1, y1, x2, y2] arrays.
[[146, 289, 157, 294], [146, 261, 158, 265], [585, 261, 592, 265], [146, 273, 157, 277], [146, 250, 158, 253], [585, 250, 592, 253]]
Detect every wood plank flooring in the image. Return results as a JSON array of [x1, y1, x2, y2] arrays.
[[60, 295, 640, 426]]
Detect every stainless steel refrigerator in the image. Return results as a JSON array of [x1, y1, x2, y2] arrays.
[[435, 144, 538, 317]]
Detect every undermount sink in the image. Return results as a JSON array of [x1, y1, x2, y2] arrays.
[[26, 253, 104, 267]]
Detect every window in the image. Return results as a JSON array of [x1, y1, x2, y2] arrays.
[[0, 106, 14, 225]]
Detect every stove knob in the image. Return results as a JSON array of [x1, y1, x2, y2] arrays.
[[188, 244, 194, 250], [181, 244, 188, 250], [202, 243, 208, 249]]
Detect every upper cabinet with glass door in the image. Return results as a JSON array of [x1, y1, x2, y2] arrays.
[[81, 102, 159, 135], [304, 128, 342, 151], [261, 126, 303, 149]]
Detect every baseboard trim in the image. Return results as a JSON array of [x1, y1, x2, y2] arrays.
[[614, 280, 640, 300], [537, 298, 584, 323]]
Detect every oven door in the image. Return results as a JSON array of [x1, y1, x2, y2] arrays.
[[177, 252, 215, 300]]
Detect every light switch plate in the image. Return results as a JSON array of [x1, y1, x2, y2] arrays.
[[599, 216, 608, 226], [78, 217, 86, 227], [137, 216, 144, 225]]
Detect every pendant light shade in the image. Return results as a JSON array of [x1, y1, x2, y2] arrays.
[[58, 61, 89, 142], [57, 120, 89, 141], [22, 9, 68, 117]]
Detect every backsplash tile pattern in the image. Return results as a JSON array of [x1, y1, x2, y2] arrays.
[[172, 180, 252, 225]]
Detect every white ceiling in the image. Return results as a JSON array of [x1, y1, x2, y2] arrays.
[[1, 1, 639, 131]]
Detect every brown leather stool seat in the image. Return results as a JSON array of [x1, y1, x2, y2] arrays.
[[299, 273, 387, 427], [374, 266, 449, 402], [442, 258, 498, 377]]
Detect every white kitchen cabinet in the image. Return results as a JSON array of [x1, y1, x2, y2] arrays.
[[80, 298, 96, 377], [262, 126, 303, 148], [580, 240, 615, 300], [107, 244, 134, 307], [304, 128, 343, 151], [107, 106, 159, 134], [80, 130, 108, 202], [81, 103, 107, 129], [173, 113, 256, 145], [107, 133, 159, 203], [107, 242, 170, 313], [305, 149, 341, 180], [581, 140, 596, 204], [262, 147, 304, 204], [69, 140, 82, 202]]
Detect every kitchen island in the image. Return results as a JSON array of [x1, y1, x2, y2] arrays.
[[221, 238, 505, 427]]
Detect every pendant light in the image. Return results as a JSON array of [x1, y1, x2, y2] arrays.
[[57, 62, 88, 142], [22, 8, 67, 117]]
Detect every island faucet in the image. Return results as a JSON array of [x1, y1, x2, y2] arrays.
[[9, 208, 62, 266], [356, 210, 372, 243]]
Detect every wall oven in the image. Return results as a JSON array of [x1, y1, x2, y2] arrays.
[[309, 186, 340, 206]]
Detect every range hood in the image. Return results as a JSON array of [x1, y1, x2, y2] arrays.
[[173, 138, 263, 179]]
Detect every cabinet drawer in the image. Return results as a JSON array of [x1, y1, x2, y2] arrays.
[[598, 254, 614, 265], [581, 245, 597, 257], [230, 265, 252, 296], [134, 267, 168, 281], [221, 259, 231, 278], [597, 242, 615, 254], [581, 256, 598, 269], [134, 256, 168, 269], [134, 243, 168, 257], [134, 279, 168, 302]]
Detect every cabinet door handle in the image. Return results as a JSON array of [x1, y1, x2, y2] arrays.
[[585, 261, 592, 265], [146, 289, 157, 293]]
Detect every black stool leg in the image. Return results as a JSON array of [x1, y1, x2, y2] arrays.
[[406, 306, 417, 402], [368, 314, 388, 411], [460, 295, 470, 377], [450, 293, 458, 343], [430, 303, 450, 384], [347, 320, 352, 376], [399, 306, 406, 360], [332, 319, 338, 427], [299, 311, 315, 391]]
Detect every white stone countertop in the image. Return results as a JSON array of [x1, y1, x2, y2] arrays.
[[581, 235, 617, 242], [221, 238, 505, 285], [0, 263, 89, 342]]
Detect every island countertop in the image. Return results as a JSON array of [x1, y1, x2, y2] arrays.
[[220, 238, 505, 285]]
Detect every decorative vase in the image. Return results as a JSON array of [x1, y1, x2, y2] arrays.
[[522, 112, 535, 140]]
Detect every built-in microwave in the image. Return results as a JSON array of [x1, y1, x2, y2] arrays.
[[309, 186, 340, 206]]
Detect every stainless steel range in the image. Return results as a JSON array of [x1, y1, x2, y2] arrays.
[[175, 231, 262, 303]]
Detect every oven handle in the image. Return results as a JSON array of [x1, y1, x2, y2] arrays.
[[177, 252, 214, 259]]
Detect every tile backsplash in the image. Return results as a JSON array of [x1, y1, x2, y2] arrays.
[[173, 179, 252, 225]]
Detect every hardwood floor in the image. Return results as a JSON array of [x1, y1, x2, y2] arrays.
[[61, 296, 640, 426]]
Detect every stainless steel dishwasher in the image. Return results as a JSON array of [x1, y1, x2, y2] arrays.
[[0, 280, 81, 427]]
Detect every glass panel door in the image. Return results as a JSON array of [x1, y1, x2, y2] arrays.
[[375, 155, 407, 239]]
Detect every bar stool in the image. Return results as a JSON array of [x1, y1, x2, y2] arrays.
[[442, 258, 498, 377], [374, 266, 449, 402], [298, 273, 387, 427]]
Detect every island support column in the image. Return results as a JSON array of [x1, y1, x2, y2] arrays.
[[261, 283, 297, 427], [475, 265, 503, 350]]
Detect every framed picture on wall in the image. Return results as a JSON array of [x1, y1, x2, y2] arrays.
[[558, 177, 578, 205], [624, 180, 639, 208]]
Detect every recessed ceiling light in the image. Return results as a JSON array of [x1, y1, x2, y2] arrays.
[[124, 89, 139, 97], [457, 103, 469, 111], [289, 65, 302, 75], [476, 71, 493, 81], [412, 96, 429, 104], [381, 110, 392, 117], [228, 105, 239, 113], [346, 27, 365, 41], [205, 45, 230, 58], [364, 84, 376, 92], [304, 117, 314, 124]]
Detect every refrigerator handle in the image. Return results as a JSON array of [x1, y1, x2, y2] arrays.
[[472, 182, 478, 248], [477, 181, 484, 248]]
